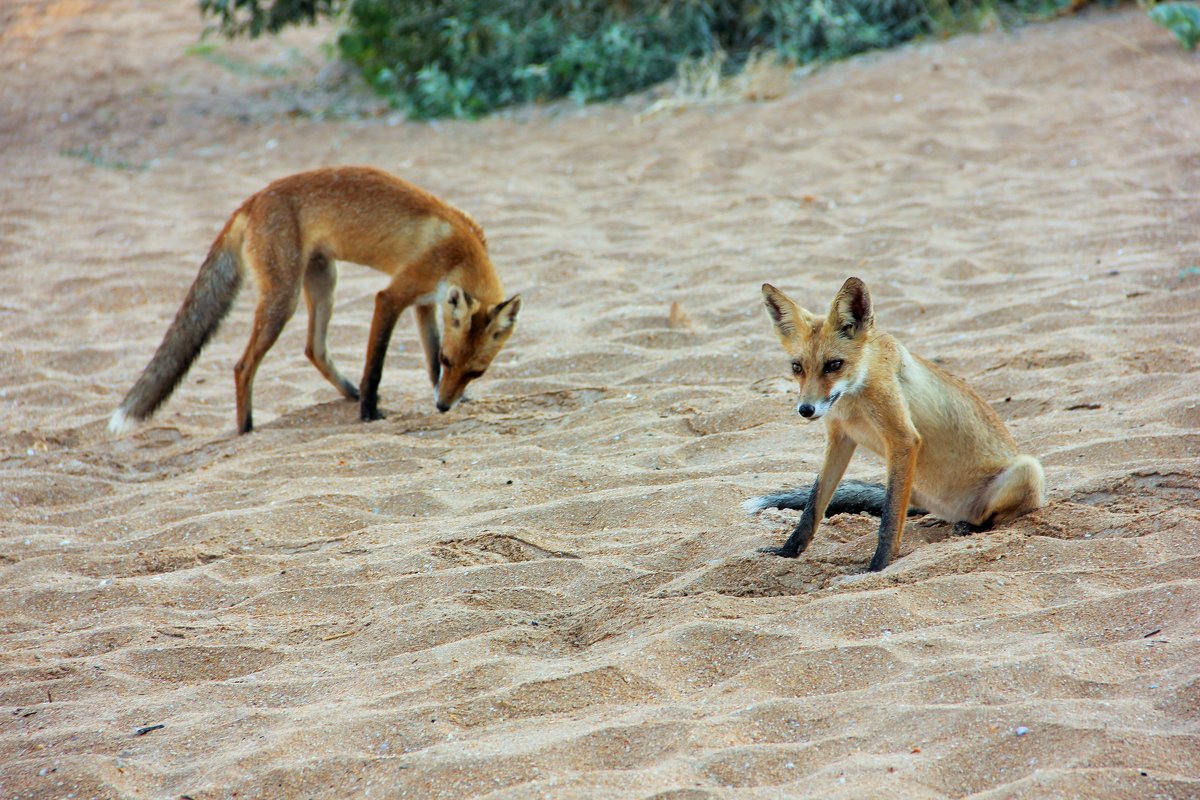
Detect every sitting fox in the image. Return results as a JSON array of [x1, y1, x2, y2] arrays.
[[109, 166, 521, 435], [746, 277, 1044, 571]]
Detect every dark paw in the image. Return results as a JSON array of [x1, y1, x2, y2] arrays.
[[343, 383, 361, 401], [952, 520, 989, 536], [867, 555, 890, 572], [360, 405, 386, 422], [757, 546, 799, 558]]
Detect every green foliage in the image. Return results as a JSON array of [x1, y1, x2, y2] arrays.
[[198, 0, 1106, 119], [336, 0, 954, 119], [198, 0, 345, 38], [1149, 2, 1200, 50], [336, 2, 696, 118]]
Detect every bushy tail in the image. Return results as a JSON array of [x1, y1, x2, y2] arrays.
[[743, 479, 927, 518], [109, 243, 242, 433]]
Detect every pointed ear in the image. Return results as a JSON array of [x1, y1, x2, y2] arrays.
[[445, 285, 477, 328], [829, 277, 873, 338], [761, 283, 810, 340], [488, 294, 521, 338]]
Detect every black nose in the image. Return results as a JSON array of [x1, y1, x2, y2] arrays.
[[436, 401, 450, 413], [798, 403, 815, 418]]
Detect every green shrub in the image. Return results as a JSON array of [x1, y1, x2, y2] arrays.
[[1149, 2, 1200, 50], [336, 1, 699, 117], [198, 0, 1107, 119], [199, 0, 345, 37], [335, 0, 954, 119]]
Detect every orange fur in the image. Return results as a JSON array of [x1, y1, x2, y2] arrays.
[[754, 277, 1044, 570], [110, 166, 520, 435]]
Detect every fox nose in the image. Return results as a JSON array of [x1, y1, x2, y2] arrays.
[[797, 403, 815, 418], [436, 401, 451, 413]]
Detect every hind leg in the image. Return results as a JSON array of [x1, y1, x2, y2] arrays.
[[303, 253, 359, 401], [234, 263, 301, 434], [978, 454, 1045, 526]]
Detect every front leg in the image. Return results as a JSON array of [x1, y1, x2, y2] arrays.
[[764, 425, 856, 558], [868, 432, 920, 571], [414, 303, 441, 388], [359, 287, 413, 421]]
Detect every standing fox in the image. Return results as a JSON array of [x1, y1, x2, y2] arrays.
[[746, 278, 1044, 571], [109, 166, 521, 435]]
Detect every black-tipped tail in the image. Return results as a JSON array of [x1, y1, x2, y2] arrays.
[[744, 479, 926, 518], [110, 246, 241, 432]]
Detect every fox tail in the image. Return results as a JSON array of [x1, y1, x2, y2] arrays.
[[743, 479, 928, 518], [109, 238, 242, 434]]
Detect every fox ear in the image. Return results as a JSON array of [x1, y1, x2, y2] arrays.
[[445, 285, 477, 328], [830, 277, 872, 337], [488, 294, 521, 338], [762, 283, 809, 339]]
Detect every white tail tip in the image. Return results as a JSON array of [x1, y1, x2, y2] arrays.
[[108, 408, 136, 435], [742, 496, 770, 515]]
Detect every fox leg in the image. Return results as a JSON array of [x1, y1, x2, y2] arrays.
[[360, 278, 429, 422], [414, 303, 441, 388], [763, 427, 856, 558], [869, 432, 921, 571], [233, 261, 301, 434], [303, 253, 358, 401]]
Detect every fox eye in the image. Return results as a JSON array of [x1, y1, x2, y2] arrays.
[[439, 353, 452, 369], [464, 369, 485, 380], [823, 359, 843, 374], [791, 361, 804, 376]]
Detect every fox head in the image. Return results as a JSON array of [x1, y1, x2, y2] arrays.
[[435, 286, 521, 413], [761, 277, 873, 421]]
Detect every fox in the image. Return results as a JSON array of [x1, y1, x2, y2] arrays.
[[108, 166, 521, 435], [745, 277, 1044, 571]]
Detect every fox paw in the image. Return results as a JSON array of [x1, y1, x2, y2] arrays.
[[756, 546, 799, 559], [360, 406, 386, 422]]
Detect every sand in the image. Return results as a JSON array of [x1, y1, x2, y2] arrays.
[[2, 3, 1198, 798]]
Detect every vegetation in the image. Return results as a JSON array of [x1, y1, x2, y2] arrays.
[[199, 0, 1118, 120], [1148, 2, 1200, 49], [199, 0, 344, 37]]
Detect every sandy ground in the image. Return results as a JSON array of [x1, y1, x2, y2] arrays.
[[2, 2, 1199, 798]]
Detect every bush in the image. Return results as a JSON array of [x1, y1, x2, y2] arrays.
[[199, 0, 346, 38], [199, 0, 1098, 119], [336, 0, 957, 119], [1149, 2, 1200, 50]]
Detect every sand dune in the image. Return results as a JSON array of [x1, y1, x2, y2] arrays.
[[2, 3, 1198, 798]]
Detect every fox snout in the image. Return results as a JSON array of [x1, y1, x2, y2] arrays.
[[797, 390, 842, 420], [434, 374, 471, 413], [434, 383, 462, 413]]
